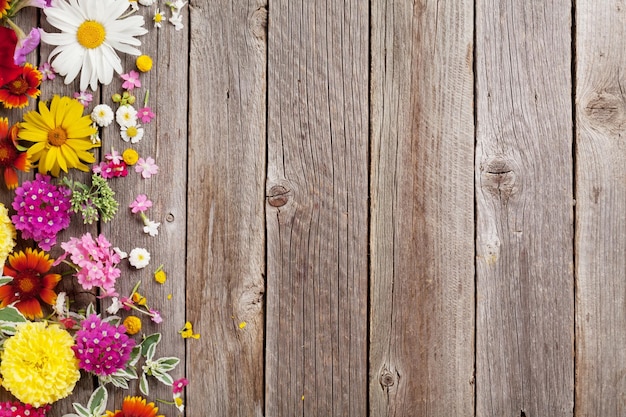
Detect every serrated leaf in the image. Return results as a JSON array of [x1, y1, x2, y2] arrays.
[[140, 372, 149, 396], [87, 386, 108, 414], [0, 306, 27, 323], [141, 333, 161, 357]]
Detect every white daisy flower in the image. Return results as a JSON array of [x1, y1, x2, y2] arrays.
[[129, 247, 150, 269], [91, 104, 114, 127], [153, 9, 164, 28], [90, 122, 101, 144], [116, 105, 137, 127], [121, 123, 144, 143], [41, 0, 149, 91]]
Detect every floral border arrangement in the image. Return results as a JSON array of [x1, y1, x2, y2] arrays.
[[0, 0, 196, 416]]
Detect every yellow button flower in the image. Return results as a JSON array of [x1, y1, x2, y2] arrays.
[[123, 315, 142, 335], [122, 148, 139, 165], [136, 55, 153, 72]]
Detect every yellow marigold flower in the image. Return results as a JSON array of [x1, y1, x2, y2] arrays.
[[122, 148, 139, 165], [1, 322, 80, 407], [136, 55, 153, 72], [0, 202, 15, 269], [19, 95, 98, 177], [180, 321, 200, 339], [132, 292, 147, 306], [123, 315, 142, 335]]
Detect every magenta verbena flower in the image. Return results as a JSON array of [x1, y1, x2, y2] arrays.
[[73, 314, 135, 377], [0, 401, 50, 417], [61, 233, 122, 297], [12, 174, 72, 251]]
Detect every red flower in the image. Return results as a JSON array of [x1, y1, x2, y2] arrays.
[[0, 63, 42, 109], [0, 27, 22, 86], [0, 248, 61, 319], [0, 118, 30, 190]]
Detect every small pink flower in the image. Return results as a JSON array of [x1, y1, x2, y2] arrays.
[[121, 70, 141, 90], [135, 157, 159, 179], [129, 194, 153, 213], [137, 106, 155, 123], [39, 62, 56, 81], [150, 309, 163, 323], [172, 378, 189, 394], [105, 149, 124, 164], [73, 90, 93, 106]]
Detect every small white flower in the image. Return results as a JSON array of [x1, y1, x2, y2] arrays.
[[139, 0, 155, 5], [91, 104, 114, 127], [53, 292, 67, 316], [116, 105, 138, 127], [90, 122, 101, 144], [113, 247, 128, 259], [107, 297, 123, 314], [169, 11, 184, 30], [120, 123, 145, 143], [129, 247, 151, 269], [154, 8, 164, 28], [143, 219, 161, 237], [167, 0, 187, 11]]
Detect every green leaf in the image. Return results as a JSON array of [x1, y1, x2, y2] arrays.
[[113, 367, 138, 380], [153, 371, 174, 386], [0, 277, 12, 286], [139, 372, 149, 396], [140, 333, 161, 357], [72, 403, 90, 417], [0, 306, 27, 324], [128, 345, 141, 366], [155, 356, 180, 372], [85, 303, 96, 317], [87, 386, 108, 414]]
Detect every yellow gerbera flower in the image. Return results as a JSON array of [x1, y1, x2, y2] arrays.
[[18, 95, 98, 177], [1, 322, 80, 407]]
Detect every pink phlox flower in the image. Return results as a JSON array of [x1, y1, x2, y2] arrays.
[[135, 157, 158, 179], [73, 90, 93, 106], [0, 401, 50, 417], [94, 161, 128, 178], [137, 106, 155, 123], [129, 194, 152, 213], [105, 149, 124, 164], [150, 309, 163, 323], [172, 378, 189, 394], [11, 174, 72, 251], [61, 233, 121, 297], [13, 27, 41, 66], [38, 62, 56, 80], [121, 70, 141, 90], [73, 314, 135, 376]]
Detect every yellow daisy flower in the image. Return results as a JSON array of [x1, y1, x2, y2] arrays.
[[18, 95, 99, 177]]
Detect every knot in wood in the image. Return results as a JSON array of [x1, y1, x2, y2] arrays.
[[480, 156, 517, 201], [249, 6, 268, 40], [267, 185, 290, 207], [379, 369, 396, 388], [584, 93, 624, 124]]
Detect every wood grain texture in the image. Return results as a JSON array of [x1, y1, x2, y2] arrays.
[[575, 1, 626, 415], [369, 0, 475, 415], [265, 0, 368, 415], [475, 1, 574, 416], [186, 1, 267, 416]]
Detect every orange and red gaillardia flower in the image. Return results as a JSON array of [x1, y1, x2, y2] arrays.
[[105, 396, 164, 417], [0, 63, 42, 109], [0, 248, 61, 319], [0, 117, 30, 190]]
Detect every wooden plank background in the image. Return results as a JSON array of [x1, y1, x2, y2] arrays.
[[3, 0, 626, 416]]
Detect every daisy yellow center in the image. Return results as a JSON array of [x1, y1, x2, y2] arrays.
[[48, 127, 67, 146], [15, 272, 40, 297], [126, 126, 138, 137], [76, 21, 106, 49], [8, 78, 28, 95], [155, 13, 163, 23]]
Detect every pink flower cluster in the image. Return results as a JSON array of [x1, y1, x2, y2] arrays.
[[60, 233, 122, 297], [0, 401, 50, 417], [73, 314, 135, 377], [93, 149, 128, 179], [11, 174, 72, 251]]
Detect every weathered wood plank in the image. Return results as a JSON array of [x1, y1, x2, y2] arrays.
[[186, 1, 267, 416], [369, 0, 475, 415], [575, 2, 626, 415], [265, 0, 368, 415], [100, 4, 189, 415], [475, 1, 574, 416]]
